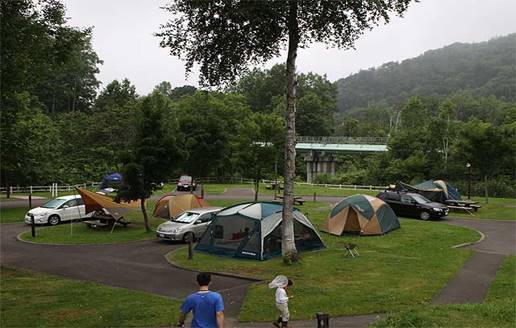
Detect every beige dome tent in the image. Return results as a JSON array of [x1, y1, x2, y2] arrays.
[[153, 194, 209, 219], [322, 194, 400, 236]]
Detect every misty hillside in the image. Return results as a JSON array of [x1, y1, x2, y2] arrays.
[[336, 33, 516, 113]]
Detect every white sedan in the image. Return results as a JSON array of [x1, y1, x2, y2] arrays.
[[25, 195, 92, 225]]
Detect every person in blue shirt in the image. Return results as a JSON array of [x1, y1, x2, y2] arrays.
[[178, 272, 225, 328]]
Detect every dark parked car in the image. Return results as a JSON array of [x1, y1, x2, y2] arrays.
[[176, 175, 196, 191], [376, 191, 449, 220]]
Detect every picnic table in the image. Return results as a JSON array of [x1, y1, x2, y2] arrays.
[[274, 195, 305, 205], [83, 211, 132, 232], [445, 199, 482, 212], [265, 182, 284, 190]]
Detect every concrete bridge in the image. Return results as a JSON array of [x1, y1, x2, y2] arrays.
[[295, 136, 388, 182]]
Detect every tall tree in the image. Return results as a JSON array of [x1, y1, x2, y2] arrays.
[[95, 79, 138, 111], [453, 120, 509, 203], [175, 92, 250, 178], [233, 112, 285, 200], [116, 94, 178, 232], [158, 0, 414, 261]]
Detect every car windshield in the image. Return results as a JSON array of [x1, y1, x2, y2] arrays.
[[173, 212, 199, 223], [412, 194, 431, 204], [41, 199, 68, 209], [179, 176, 192, 183]]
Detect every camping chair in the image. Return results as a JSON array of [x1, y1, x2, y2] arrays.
[[342, 243, 359, 258]]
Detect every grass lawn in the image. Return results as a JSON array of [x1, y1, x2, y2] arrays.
[[18, 200, 166, 245], [167, 201, 479, 321], [0, 266, 180, 327], [258, 183, 380, 197], [372, 256, 516, 328], [204, 183, 255, 194], [0, 207, 29, 224]]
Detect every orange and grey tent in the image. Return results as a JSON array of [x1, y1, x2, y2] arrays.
[[153, 194, 209, 219], [76, 187, 140, 220], [322, 194, 400, 236]]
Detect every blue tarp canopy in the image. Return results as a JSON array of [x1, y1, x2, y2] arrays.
[[100, 173, 122, 190], [103, 173, 122, 181]]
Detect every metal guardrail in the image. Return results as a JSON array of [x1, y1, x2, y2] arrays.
[[296, 136, 388, 145]]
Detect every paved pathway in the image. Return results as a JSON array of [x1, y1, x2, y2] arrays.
[[0, 224, 253, 318], [433, 218, 515, 304]]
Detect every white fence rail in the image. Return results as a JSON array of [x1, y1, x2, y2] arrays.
[[1, 179, 386, 196], [1, 182, 101, 195]]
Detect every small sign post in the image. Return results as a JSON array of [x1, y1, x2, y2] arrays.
[[186, 235, 193, 260], [30, 214, 36, 238]]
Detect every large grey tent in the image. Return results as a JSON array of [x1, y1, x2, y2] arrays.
[[196, 202, 325, 260]]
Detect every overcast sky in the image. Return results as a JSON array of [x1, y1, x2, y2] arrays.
[[62, 0, 516, 95]]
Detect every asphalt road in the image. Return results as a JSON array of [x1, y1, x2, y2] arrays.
[[0, 223, 254, 318], [433, 218, 515, 304]]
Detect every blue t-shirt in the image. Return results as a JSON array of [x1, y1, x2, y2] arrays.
[[181, 291, 224, 328]]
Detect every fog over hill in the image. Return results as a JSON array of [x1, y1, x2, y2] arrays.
[[336, 33, 516, 113]]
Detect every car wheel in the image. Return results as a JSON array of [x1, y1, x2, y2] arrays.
[[420, 211, 430, 221], [48, 215, 61, 226], [183, 232, 194, 243]]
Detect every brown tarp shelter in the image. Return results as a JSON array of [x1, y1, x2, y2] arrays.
[[153, 194, 209, 219], [76, 187, 140, 220], [322, 194, 400, 236]]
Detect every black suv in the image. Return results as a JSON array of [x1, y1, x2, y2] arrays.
[[376, 191, 449, 220]]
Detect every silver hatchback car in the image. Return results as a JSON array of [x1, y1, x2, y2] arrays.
[[156, 207, 222, 242]]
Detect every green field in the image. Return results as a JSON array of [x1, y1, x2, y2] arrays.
[[450, 197, 516, 220], [0, 267, 181, 328], [168, 202, 479, 321], [0, 207, 29, 224], [372, 256, 516, 328]]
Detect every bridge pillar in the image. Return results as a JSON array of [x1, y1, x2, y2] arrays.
[[305, 151, 337, 183]]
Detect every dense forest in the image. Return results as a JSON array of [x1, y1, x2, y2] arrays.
[[336, 34, 516, 113], [1, 0, 514, 197]]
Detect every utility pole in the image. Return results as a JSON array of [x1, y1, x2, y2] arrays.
[[466, 163, 471, 199]]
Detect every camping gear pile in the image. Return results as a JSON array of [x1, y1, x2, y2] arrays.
[[395, 180, 461, 203]]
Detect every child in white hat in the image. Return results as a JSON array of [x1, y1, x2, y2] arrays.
[[269, 275, 293, 327]]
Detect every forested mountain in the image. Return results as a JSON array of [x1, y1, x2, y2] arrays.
[[336, 34, 516, 113]]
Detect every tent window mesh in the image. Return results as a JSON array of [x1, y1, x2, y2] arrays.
[[240, 226, 261, 257], [294, 220, 322, 250], [263, 224, 282, 258], [211, 215, 254, 250], [263, 220, 323, 258]]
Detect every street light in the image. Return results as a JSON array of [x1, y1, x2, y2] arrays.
[[466, 163, 471, 199]]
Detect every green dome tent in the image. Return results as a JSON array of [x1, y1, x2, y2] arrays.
[[322, 194, 400, 236], [196, 202, 325, 260]]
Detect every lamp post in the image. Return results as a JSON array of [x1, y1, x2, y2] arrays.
[[466, 163, 471, 199]]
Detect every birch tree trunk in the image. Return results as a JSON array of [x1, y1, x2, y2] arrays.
[[281, 0, 299, 261]]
